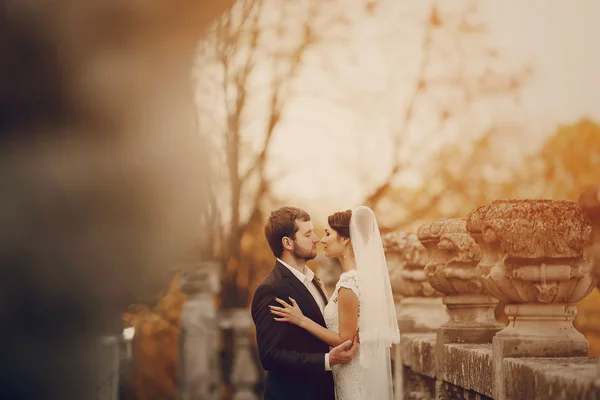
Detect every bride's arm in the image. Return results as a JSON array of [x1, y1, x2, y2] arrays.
[[270, 289, 358, 348]]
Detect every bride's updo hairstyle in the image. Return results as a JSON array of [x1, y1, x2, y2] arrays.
[[327, 209, 352, 238]]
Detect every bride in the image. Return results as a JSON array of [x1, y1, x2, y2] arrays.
[[269, 206, 399, 400]]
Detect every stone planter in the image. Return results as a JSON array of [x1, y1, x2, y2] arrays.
[[418, 218, 504, 344], [383, 231, 448, 333], [466, 199, 595, 400]]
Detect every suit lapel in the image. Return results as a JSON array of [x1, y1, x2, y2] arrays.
[[275, 261, 325, 325]]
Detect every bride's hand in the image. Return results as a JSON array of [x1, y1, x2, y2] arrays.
[[270, 297, 307, 327], [316, 278, 329, 299]]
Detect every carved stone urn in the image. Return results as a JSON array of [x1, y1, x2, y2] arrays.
[[467, 200, 594, 347], [467, 200, 595, 400], [418, 218, 504, 344], [383, 231, 447, 332]]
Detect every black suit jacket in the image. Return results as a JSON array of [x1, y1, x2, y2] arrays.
[[251, 261, 334, 400]]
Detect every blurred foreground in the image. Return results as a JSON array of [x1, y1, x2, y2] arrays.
[[0, 1, 232, 399]]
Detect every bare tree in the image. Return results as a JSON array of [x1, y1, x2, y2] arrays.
[[194, 0, 351, 306], [361, 0, 532, 213]]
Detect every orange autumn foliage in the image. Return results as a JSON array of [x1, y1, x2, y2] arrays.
[[540, 118, 600, 199], [540, 119, 600, 356], [123, 276, 186, 400]]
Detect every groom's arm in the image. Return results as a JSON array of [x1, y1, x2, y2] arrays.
[[251, 285, 326, 373]]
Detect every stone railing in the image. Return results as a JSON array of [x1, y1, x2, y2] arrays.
[[179, 260, 222, 400], [389, 198, 600, 400], [179, 261, 261, 400]]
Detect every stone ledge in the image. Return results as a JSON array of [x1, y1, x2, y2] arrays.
[[400, 333, 436, 378], [503, 357, 600, 400], [441, 344, 493, 398]]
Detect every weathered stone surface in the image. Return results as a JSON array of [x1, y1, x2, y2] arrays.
[[441, 344, 493, 398], [436, 381, 493, 400], [467, 199, 591, 260], [466, 199, 596, 399], [399, 333, 437, 378], [467, 199, 595, 304], [503, 357, 600, 400], [383, 231, 437, 299], [418, 219, 483, 296], [396, 297, 449, 333], [418, 218, 504, 346], [398, 332, 599, 400], [492, 332, 589, 400], [402, 366, 436, 400], [385, 231, 448, 332]]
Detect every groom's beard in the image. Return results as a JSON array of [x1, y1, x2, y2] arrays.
[[292, 244, 317, 262]]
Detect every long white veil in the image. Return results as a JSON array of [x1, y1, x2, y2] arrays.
[[350, 206, 399, 400]]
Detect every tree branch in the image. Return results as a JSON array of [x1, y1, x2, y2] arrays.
[[364, 2, 439, 209]]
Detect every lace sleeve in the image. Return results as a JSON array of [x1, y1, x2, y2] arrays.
[[334, 271, 360, 301]]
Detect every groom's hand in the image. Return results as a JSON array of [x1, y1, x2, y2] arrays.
[[328, 335, 359, 366]]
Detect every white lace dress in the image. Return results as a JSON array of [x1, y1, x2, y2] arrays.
[[323, 270, 365, 400]]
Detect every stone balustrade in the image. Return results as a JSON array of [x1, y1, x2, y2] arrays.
[[417, 218, 505, 397], [228, 309, 260, 400], [383, 231, 448, 333], [469, 200, 595, 399], [179, 261, 221, 400], [390, 198, 600, 400]]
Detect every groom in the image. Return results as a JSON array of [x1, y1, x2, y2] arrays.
[[251, 206, 359, 400]]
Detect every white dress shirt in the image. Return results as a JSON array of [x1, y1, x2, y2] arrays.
[[277, 258, 331, 370]]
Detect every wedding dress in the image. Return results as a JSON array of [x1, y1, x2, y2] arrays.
[[322, 206, 399, 400], [323, 270, 365, 400]]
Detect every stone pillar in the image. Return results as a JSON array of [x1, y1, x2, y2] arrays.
[[418, 218, 505, 398], [96, 335, 120, 400], [229, 309, 259, 400], [418, 218, 505, 344], [579, 186, 600, 378], [179, 261, 221, 400], [383, 231, 447, 400], [383, 231, 448, 333], [466, 200, 595, 400]]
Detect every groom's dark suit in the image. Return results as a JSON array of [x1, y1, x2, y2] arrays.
[[251, 260, 334, 400]]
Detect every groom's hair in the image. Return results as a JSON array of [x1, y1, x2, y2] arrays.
[[265, 206, 311, 258]]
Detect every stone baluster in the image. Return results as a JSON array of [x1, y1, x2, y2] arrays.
[[230, 309, 259, 400], [418, 218, 504, 344], [96, 335, 121, 400], [383, 231, 447, 400], [466, 200, 595, 400], [418, 218, 505, 396], [579, 186, 600, 378], [179, 261, 221, 400], [383, 231, 448, 333]]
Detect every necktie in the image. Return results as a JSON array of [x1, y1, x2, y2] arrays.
[[312, 277, 327, 305]]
